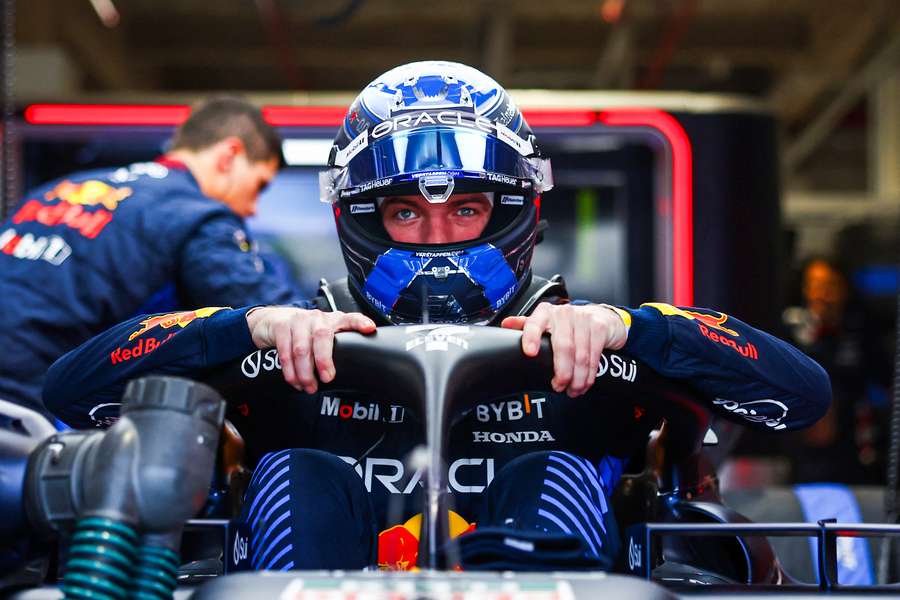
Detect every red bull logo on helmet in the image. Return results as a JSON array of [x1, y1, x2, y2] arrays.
[[45, 180, 133, 210], [128, 307, 226, 341]]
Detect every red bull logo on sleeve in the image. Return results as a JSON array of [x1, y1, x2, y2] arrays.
[[127, 307, 227, 341], [45, 180, 133, 210], [642, 302, 758, 360]]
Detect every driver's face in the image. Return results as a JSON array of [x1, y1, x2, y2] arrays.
[[380, 193, 493, 244]]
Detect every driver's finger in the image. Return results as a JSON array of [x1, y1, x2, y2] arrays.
[[292, 318, 317, 394], [521, 305, 551, 357], [550, 308, 575, 393], [274, 321, 299, 390], [500, 316, 527, 330], [312, 314, 337, 383], [338, 312, 377, 334], [569, 309, 593, 396], [584, 313, 605, 392]]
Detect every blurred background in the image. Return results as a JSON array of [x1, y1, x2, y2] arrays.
[[2, 0, 900, 531]]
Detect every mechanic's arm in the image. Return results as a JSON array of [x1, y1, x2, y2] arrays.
[[502, 302, 831, 431], [178, 215, 306, 307], [43, 306, 375, 428]]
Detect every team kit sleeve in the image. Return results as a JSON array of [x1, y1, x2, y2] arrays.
[[43, 307, 257, 429], [178, 215, 308, 308], [617, 302, 832, 432]]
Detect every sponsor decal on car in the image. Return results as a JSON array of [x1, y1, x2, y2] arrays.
[[471, 430, 556, 444], [340, 456, 495, 495], [241, 348, 281, 378], [127, 307, 226, 341], [320, 396, 406, 424], [712, 398, 788, 430], [475, 395, 546, 422], [597, 353, 638, 382]]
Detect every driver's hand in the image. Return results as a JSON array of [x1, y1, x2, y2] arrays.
[[501, 303, 629, 398], [245, 307, 376, 394]]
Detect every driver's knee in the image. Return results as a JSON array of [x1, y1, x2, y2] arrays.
[[240, 448, 377, 570], [478, 451, 621, 560]]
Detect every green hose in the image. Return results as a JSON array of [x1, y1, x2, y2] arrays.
[[131, 543, 180, 600], [62, 517, 138, 600]]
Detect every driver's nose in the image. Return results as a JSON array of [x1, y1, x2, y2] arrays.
[[423, 218, 453, 245]]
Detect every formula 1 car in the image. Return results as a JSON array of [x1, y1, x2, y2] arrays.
[[2, 325, 900, 599]]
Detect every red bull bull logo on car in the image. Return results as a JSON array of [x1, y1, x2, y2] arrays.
[[128, 307, 226, 341]]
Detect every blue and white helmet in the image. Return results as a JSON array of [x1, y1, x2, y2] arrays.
[[320, 61, 553, 324]]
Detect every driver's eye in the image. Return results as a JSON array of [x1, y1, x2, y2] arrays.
[[457, 207, 476, 217], [396, 208, 416, 220]]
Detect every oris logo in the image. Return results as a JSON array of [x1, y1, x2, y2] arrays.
[[241, 349, 281, 378], [597, 354, 637, 383]]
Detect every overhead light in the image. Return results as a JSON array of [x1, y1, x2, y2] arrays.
[[281, 139, 333, 166]]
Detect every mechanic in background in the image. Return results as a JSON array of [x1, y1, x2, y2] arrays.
[[0, 96, 305, 420], [782, 257, 889, 484]]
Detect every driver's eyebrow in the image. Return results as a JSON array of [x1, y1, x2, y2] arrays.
[[381, 197, 420, 209]]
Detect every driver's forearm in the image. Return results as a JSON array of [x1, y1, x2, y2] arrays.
[[42, 306, 257, 428], [618, 303, 831, 431]]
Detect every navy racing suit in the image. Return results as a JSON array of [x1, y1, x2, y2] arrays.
[[0, 159, 305, 414], [42, 289, 831, 569]]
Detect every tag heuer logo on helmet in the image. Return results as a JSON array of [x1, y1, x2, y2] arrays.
[[350, 203, 376, 214]]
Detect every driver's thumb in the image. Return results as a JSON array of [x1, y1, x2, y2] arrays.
[[500, 316, 527, 330]]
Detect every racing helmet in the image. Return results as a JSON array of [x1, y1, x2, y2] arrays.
[[320, 61, 553, 324]]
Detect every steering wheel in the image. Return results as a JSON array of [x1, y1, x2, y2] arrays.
[[203, 324, 712, 569]]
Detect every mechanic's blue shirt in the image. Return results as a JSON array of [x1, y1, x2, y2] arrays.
[[0, 160, 305, 412], [43, 301, 831, 522]]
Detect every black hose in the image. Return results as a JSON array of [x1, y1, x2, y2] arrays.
[[877, 266, 900, 583]]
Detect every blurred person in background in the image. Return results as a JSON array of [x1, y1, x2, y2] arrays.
[[782, 256, 890, 484], [0, 96, 306, 420]]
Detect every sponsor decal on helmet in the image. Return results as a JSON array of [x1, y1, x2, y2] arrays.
[[350, 202, 376, 214], [500, 194, 524, 206], [128, 307, 226, 341], [713, 398, 788, 430]]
